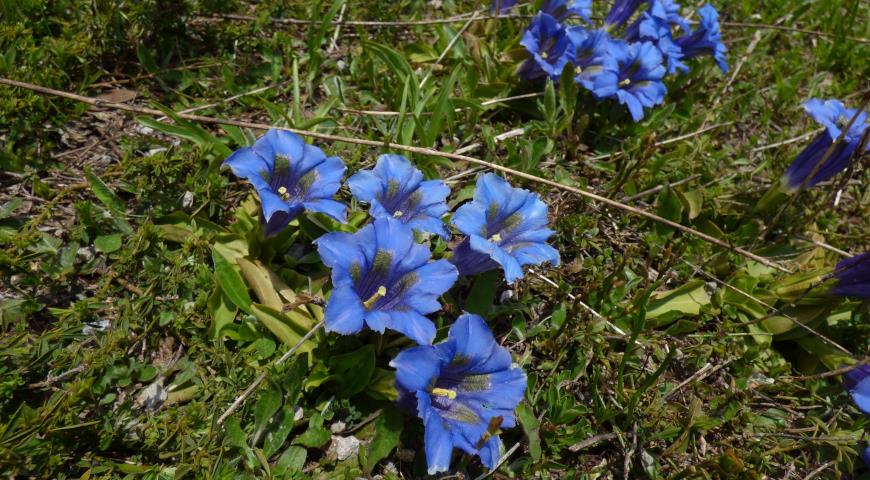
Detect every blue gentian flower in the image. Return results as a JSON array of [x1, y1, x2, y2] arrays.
[[845, 364, 870, 415], [223, 129, 347, 236], [390, 313, 527, 474], [606, 41, 667, 122], [648, 0, 689, 31], [347, 154, 450, 239], [518, 13, 575, 81], [782, 99, 870, 191], [625, 11, 687, 74], [541, 0, 592, 22], [316, 217, 458, 345], [604, 0, 645, 29], [674, 4, 728, 73], [567, 27, 621, 96], [490, 0, 517, 14], [830, 253, 870, 299], [450, 174, 560, 283]]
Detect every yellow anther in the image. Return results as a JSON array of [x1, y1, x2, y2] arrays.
[[489, 233, 502, 243], [619, 78, 631, 87], [277, 186, 289, 200], [363, 285, 387, 309], [431, 388, 457, 399], [393, 210, 404, 218], [575, 66, 583, 75], [540, 51, 549, 59]]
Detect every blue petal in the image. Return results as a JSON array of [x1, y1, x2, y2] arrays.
[[316, 231, 360, 271], [323, 285, 365, 334], [390, 346, 443, 392], [451, 203, 488, 237], [385, 310, 437, 345], [419, 394, 455, 475], [477, 435, 503, 471], [305, 155, 346, 199], [260, 189, 293, 223], [403, 259, 458, 313], [447, 313, 511, 373], [361, 310, 389, 334], [510, 242, 561, 268], [303, 198, 347, 223], [470, 235, 523, 283], [253, 129, 305, 172], [409, 216, 450, 239], [371, 217, 416, 264], [347, 170, 382, 203], [223, 147, 269, 181], [850, 375, 870, 416]]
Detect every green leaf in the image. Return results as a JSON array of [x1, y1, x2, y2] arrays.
[[645, 280, 711, 321], [465, 270, 499, 318], [327, 344, 376, 397], [252, 386, 282, 441], [516, 403, 541, 461], [94, 234, 122, 253], [366, 407, 403, 472], [654, 185, 683, 237], [293, 413, 331, 448], [274, 446, 307, 476], [0, 197, 22, 219], [212, 249, 253, 315], [251, 304, 316, 352], [85, 169, 124, 213]]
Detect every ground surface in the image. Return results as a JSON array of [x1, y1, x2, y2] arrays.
[[1, 0, 869, 478]]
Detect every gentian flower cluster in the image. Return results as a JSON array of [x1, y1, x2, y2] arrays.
[[781, 99, 870, 192], [844, 365, 870, 464], [516, 0, 729, 121], [224, 138, 558, 474]]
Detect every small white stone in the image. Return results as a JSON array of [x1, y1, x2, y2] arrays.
[[327, 435, 362, 461], [330, 421, 346, 433], [182, 191, 194, 208]]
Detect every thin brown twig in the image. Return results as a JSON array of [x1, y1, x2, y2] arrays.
[[0, 77, 791, 273], [193, 12, 530, 28], [719, 21, 870, 44]]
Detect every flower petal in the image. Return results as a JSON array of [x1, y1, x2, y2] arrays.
[[419, 394, 455, 475], [385, 310, 437, 346], [303, 198, 347, 223], [323, 285, 365, 334], [390, 346, 443, 392]]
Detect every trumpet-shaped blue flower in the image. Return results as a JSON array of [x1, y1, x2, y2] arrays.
[[782, 99, 870, 191], [830, 253, 870, 299], [450, 174, 560, 283], [347, 154, 450, 239], [604, 0, 645, 29], [490, 0, 517, 14], [674, 4, 728, 73], [625, 11, 687, 74], [567, 27, 621, 96], [316, 218, 458, 345], [519, 13, 575, 81], [845, 364, 870, 415], [647, 0, 689, 31], [223, 129, 347, 236], [541, 0, 592, 22], [390, 313, 526, 474], [606, 41, 667, 122]]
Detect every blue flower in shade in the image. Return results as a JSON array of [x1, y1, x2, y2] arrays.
[[316, 218, 458, 345], [347, 154, 450, 239], [450, 174, 560, 283], [541, 0, 592, 22], [845, 364, 870, 415], [830, 253, 870, 299], [604, 0, 645, 29], [607, 41, 667, 122], [223, 129, 347, 236], [518, 13, 575, 81], [674, 4, 728, 73], [782, 99, 869, 191], [567, 27, 621, 96], [625, 11, 687, 74], [648, 0, 689, 31], [390, 313, 526, 474], [490, 0, 517, 14]]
